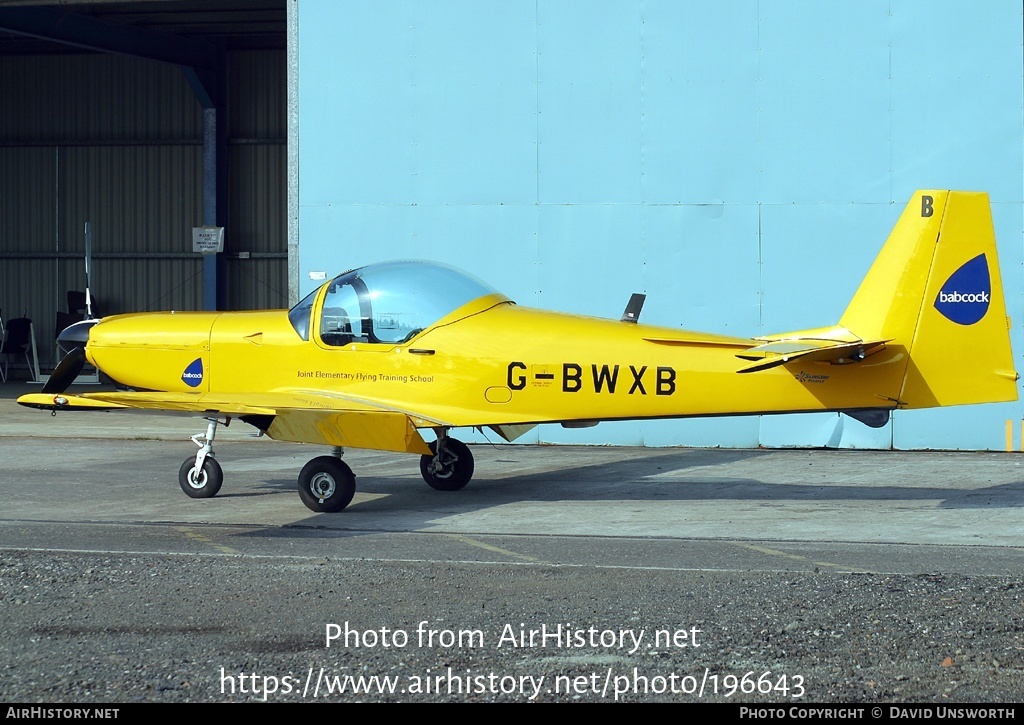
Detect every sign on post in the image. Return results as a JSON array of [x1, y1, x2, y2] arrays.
[[192, 226, 224, 254]]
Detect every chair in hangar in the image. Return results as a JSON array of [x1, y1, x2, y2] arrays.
[[0, 317, 34, 383]]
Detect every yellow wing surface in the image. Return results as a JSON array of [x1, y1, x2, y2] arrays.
[[18, 390, 436, 455]]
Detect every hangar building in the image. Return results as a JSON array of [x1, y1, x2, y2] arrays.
[[3, 0, 1022, 450]]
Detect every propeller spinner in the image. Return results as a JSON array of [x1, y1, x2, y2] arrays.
[[42, 319, 100, 394]]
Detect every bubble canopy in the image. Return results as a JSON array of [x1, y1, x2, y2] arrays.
[[288, 260, 501, 345]]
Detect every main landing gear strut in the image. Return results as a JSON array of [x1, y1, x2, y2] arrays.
[[176, 422, 475, 512], [419, 431, 475, 491]]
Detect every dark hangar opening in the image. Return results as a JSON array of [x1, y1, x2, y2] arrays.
[[0, 1, 287, 371]]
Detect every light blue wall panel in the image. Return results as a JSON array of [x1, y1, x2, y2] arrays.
[[639, 1, 759, 204], [641, 204, 760, 336], [757, 0, 891, 203], [298, 203, 539, 300], [760, 412, 893, 450], [535, 204, 646, 316], [297, 0, 1024, 450], [893, 404, 1018, 452], [758, 202, 898, 335], [298, 0, 538, 205], [536, 0, 643, 203], [541, 420, 645, 447], [889, 0, 1024, 203], [297, 2, 415, 205], [641, 416, 760, 449]]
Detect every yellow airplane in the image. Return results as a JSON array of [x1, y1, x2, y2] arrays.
[[18, 190, 1019, 512]]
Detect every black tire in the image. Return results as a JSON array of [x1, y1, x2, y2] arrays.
[[298, 456, 356, 513], [178, 456, 224, 499], [419, 439, 474, 491]]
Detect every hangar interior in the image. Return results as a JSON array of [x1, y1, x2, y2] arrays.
[[0, 0, 286, 368]]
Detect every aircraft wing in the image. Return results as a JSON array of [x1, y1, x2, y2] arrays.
[[17, 390, 437, 455]]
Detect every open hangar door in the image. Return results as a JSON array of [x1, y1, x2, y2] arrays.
[[0, 1, 287, 370]]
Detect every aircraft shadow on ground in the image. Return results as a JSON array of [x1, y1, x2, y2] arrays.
[[229, 447, 1024, 540]]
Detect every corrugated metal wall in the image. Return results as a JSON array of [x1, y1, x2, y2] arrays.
[[227, 50, 288, 310], [0, 49, 286, 370]]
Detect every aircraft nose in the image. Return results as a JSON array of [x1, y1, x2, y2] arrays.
[[57, 318, 100, 347], [43, 319, 100, 395]]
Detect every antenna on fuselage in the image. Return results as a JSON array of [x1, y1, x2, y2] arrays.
[[620, 293, 646, 323]]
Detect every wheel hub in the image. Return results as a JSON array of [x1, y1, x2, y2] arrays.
[[310, 472, 336, 500], [186, 467, 207, 489], [429, 451, 456, 478]]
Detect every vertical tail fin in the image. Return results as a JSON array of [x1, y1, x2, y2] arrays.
[[839, 190, 1017, 408]]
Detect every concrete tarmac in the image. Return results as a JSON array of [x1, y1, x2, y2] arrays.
[[0, 381, 1021, 571]]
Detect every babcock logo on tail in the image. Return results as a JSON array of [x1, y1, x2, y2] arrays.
[[182, 358, 204, 387], [934, 254, 990, 326]]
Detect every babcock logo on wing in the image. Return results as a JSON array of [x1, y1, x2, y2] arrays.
[[934, 253, 990, 326], [182, 357, 204, 387]]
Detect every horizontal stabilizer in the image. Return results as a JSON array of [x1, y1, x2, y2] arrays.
[[644, 333, 752, 348], [736, 338, 888, 373]]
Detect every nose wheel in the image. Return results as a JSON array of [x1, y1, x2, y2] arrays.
[[178, 456, 224, 498]]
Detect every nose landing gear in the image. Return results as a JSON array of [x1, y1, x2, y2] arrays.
[[178, 418, 224, 498]]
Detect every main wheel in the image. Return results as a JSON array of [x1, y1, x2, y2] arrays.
[[420, 438, 474, 491], [298, 456, 356, 513], [178, 456, 224, 499]]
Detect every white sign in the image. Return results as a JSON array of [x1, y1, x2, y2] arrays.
[[192, 226, 224, 254]]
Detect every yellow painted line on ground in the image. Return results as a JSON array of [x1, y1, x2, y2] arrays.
[[175, 527, 240, 555], [446, 534, 547, 564], [728, 541, 871, 574]]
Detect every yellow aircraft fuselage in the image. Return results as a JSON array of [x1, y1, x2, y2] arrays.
[[86, 299, 907, 431]]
